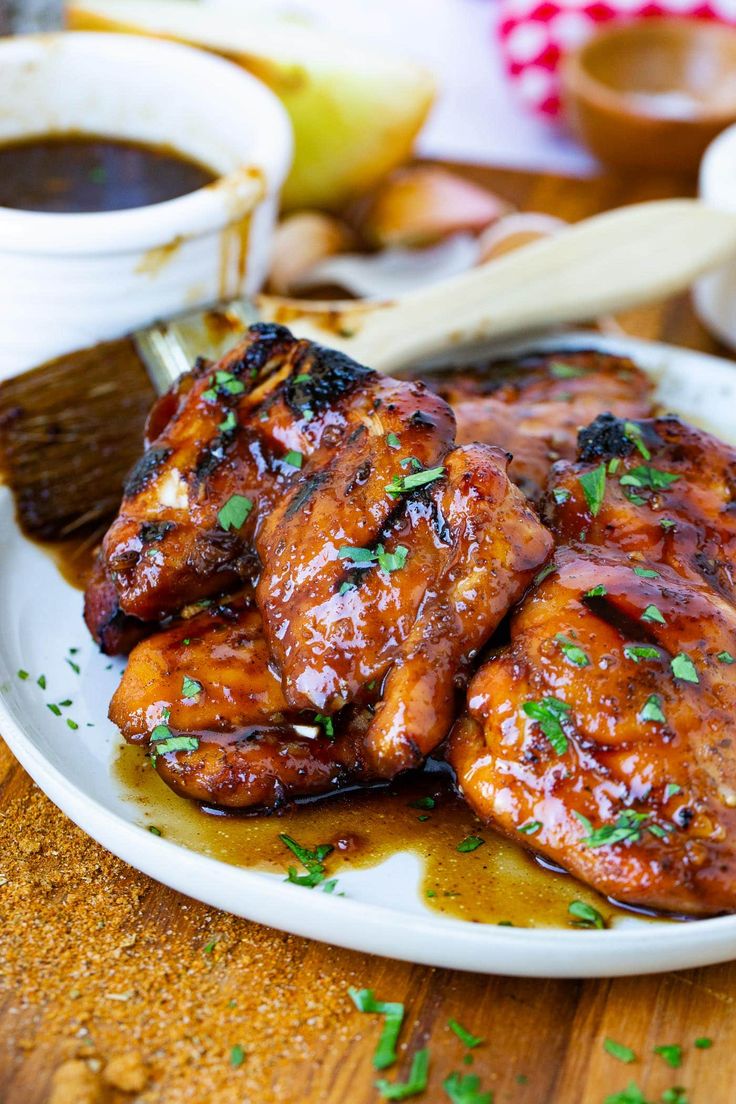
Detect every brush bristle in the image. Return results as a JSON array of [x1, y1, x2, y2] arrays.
[[0, 338, 155, 540]]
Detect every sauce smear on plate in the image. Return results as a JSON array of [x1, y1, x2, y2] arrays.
[[0, 134, 216, 213]]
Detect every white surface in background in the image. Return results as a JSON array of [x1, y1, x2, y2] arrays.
[[208, 0, 598, 176]]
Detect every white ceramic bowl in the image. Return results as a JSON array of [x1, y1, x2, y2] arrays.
[[695, 122, 736, 350], [0, 32, 293, 378]]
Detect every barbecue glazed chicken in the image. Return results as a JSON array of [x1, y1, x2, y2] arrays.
[[449, 414, 736, 915], [103, 323, 552, 803], [419, 349, 653, 501]]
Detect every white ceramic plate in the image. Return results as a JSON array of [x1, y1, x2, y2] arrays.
[[2, 330, 736, 979]]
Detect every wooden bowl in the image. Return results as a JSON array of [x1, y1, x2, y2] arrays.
[[562, 19, 736, 173]]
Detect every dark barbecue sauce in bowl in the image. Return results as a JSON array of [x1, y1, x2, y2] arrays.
[[0, 133, 217, 213]]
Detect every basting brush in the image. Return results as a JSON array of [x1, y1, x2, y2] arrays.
[[2, 198, 736, 543]]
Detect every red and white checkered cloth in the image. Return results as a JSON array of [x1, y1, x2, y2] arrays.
[[497, 0, 736, 116]]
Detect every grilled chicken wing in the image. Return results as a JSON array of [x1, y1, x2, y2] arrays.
[[257, 440, 552, 777], [110, 594, 372, 808], [449, 414, 736, 915], [419, 349, 653, 501]]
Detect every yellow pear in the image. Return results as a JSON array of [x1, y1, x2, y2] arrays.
[[67, 0, 436, 210]]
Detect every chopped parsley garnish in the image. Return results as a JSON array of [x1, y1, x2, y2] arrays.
[[660, 518, 676, 530], [664, 783, 682, 801], [230, 1044, 245, 1068], [661, 1089, 688, 1104], [553, 488, 571, 504], [148, 826, 162, 836], [339, 581, 355, 596], [717, 651, 735, 664], [314, 713, 335, 739], [639, 695, 666, 724], [410, 796, 436, 810], [604, 1038, 636, 1063], [349, 988, 404, 1070], [386, 465, 445, 497], [280, 834, 333, 888], [633, 566, 659, 578], [443, 1070, 493, 1104], [694, 1036, 713, 1049], [66, 658, 80, 675], [217, 494, 253, 531], [37, 674, 46, 689], [377, 546, 409, 573], [47, 703, 62, 717], [641, 604, 666, 625], [608, 458, 621, 474], [549, 360, 584, 379], [448, 1020, 484, 1049], [293, 373, 311, 384], [575, 809, 649, 848], [534, 562, 556, 586], [585, 584, 607, 598], [182, 676, 202, 698], [376, 1049, 429, 1100], [338, 544, 408, 573], [623, 421, 651, 460], [17, 669, 29, 680], [619, 466, 680, 492], [671, 653, 698, 684], [283, 449, 303, 469], [555, 633, 589, 667], [219, 410, 237, 433], [386, 433, 401, 449], [579, 462, 607, 516], [522, 697, 571, 755], [569, 900, 606, 930], [624, 644, 661, 662], [150, 728, 200, 757], [653, 1044, 682, 1069], [518, 820, 542, 835], [456, 835, 485, 853], [66, 719, 79, 731]]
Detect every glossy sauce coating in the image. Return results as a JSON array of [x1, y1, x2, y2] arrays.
[[450, 415, 736, 915]]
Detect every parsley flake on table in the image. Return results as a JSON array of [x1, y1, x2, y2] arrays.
[[661, 1089, 688, 1104], [575, 809, 649, 848], [603, 1083, 650, 1104], [619, 465, 680, 492], [230, 1043, 246, 1068], [641, 604, 666, 625], [280, 834, 334, 888], [653, 1044, 683, 1069], [448, 1019, 484, 1049], [182, 675, 202, 698], [443, 1070, 493, 1104], [217, 494, 253, 531], [386, 465, 445, 497], [522, 697, 571, 755], [283, 449, 303, 469], [639, 695, 666, 724], [349, 987, 405, 1070], [604, 1038, 636, 1063], [376, 1049, 429, 1100], [457, 835, 485, 853], [569, 900, 606, 930], [578, 462, 607, 516], [694, 1036, 713, 1049], [671, 653, 698, 684], [555, 633, 590, 667]]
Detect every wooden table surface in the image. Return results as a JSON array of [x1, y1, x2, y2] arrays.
[[2, 163, 736, 1104]]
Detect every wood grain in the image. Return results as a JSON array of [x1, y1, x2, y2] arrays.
[[2, 164, 735, 1104]]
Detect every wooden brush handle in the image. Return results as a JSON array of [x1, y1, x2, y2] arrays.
[[258, 200, 736, 373]]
